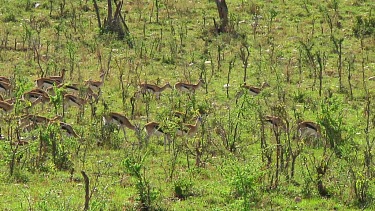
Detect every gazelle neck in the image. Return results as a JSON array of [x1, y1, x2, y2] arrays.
[[160, 83, 171, 91], [195, 80, 203, 88], [126, 122, 137, 130]]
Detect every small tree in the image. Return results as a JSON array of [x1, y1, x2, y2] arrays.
[[92, 0, 133, 48]]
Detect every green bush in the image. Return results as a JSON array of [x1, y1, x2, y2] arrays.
[[353, 16, 375, 38]]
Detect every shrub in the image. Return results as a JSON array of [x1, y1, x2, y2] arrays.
[[353, 15, 375, 38]]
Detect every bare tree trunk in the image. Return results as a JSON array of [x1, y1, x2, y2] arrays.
[[215, 0, 229, 33], [81, 171, 90, 211], [107, 0, 113, 25], [93, 0, 101, 29]]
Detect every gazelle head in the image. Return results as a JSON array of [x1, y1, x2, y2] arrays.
[[198, 78, 205, 85], [261, 82, 270, 89], [165, 82, 172, 89]]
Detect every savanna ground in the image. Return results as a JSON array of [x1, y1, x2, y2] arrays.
[[0, 0, 375, 210]]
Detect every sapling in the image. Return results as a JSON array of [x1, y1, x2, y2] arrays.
[[59, 0, 66, 17], [8, 127, 18, 176], [50, 85, 64, 117], [155, 0, 159, 23], [319, 95, 344, 155], [363, 95, 372, 178], [49, 0, 53, 17], [288, 117, 303, 179], [203, 51, 213, 79], [115, 58, 130, 109], [316, 51, 326, 97], [226, 57, 235, 99], [252, 14, 260, 40], [302, 0, 310, 14], [331, 35, 344, 92], [70, 4, 77, 33], [123, 153, 159, 210], [216, 45, 221, 74], [311, 150, 334, 197], [157, 28, 163, 52], [267, 8, 278, 35], [321, 6, 334, 37], [346, 54, 355, 99], [299, 40, 316, 83], [66, 40, 76, 79], [178, 21, 186, 51], [34, 42, 44, 77], [240, 44, 250, 84], [360, 38, 367, 91], [285, 58, 292, 83]]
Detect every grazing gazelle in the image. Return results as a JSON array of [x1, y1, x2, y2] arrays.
[[143, 121, 171, 150], [103, 112, 139, 139], [0, 76, 11, 84], [174, 79, 204, 93], [24, 88, 49, 96], [57, 83, 82, 96], [236, 82, 270, 99], [59, 122, 81, 138], [296, 120, 322, 147], [64, 94, 86, 109], [85, 71, 105, 93], [36, 77, 62, 90], [47, 83, 92, 100], [0, 81, 12, 95], [19, 114, 61, 126], [264, 115, 287, 133], [172, 111, 188, 123], [19, 115, 61, 132], [19, 96, 49, 113], [63, 94, 87, 119], [139, 82, 172, 99], [0, 100, 14, 113], [176, 116, 203, 137], [297, 120, 321, 139], [23, 88, 50, 104]]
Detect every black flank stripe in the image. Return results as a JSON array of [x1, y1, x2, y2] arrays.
[[182, 85, 190, 90], [70, 96, 79, 105], [249, 87, 259, 93], [305, 123, 317, 131], [147, 86, 155, 92], [46, 80, 56, 85], [156, 126, 165, 133], [113, 115, 123, 124], [30, 93, 40, 99], [62, 125, 71, 133], [67, 85, 79, 91]]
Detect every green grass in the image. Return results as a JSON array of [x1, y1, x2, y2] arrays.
[[0, 0, 375, 210]]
